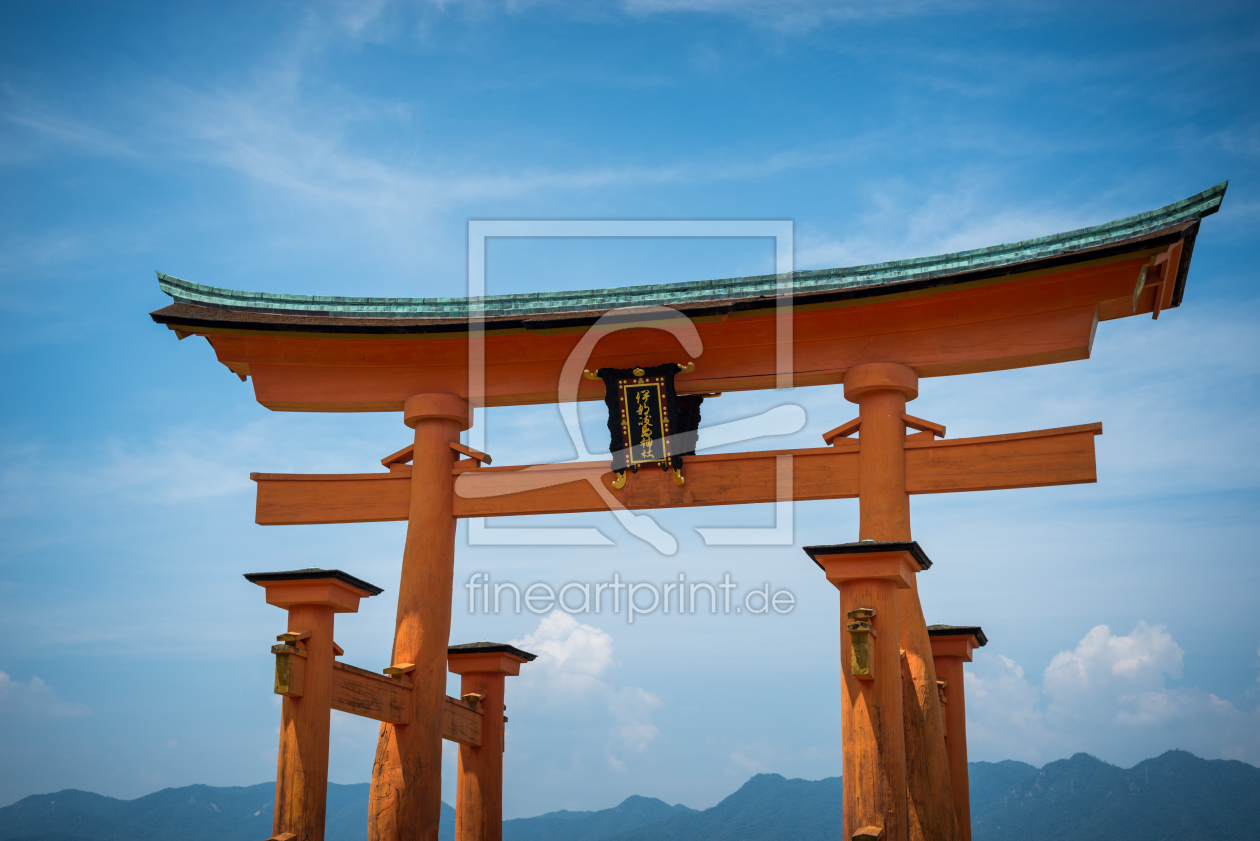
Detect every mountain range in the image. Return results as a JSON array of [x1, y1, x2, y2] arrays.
[[2, 750, 1256, 841]]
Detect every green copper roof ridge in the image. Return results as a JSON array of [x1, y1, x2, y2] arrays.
[[156, 182, 1226, 318]]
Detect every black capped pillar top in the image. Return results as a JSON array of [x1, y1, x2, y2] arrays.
[[927, 624, 988, 647], [927, 622, 982, 650], [801, 540, 933, 572], [243, 567, 384, 596], [448, 641, 538, 661]]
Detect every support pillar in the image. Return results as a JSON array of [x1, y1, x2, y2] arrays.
[[246, 568, 381, 841], [842, 363, 958, 841], [370, 393, 470, 841], [928, 625, 988, 841], [447, 643, 537, 841]]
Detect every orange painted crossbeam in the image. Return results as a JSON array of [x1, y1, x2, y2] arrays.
[[252, 423, 1101, 525], [327, 661, 484, 744]]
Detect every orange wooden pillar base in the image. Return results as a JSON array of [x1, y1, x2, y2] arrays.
[[928, 625, 988, 841], [246, 568, 382, 841], [447, 643, 537, 841], [805, 542, 931, 841]]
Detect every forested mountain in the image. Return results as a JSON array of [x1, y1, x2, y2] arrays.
[[3, 750, 1256, 841]]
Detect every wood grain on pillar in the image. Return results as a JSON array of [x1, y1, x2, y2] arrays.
[[839, 579, 908, 841], [274, 604, 335, 841], [370, 394, 468, 841], [929, 630, 984, 841], [847, 363, 958, 841], [455, 672, 505, 841], [898, 583, 959, 841]]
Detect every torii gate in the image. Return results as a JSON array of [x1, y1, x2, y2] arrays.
[[150, 184, 1225, 841]]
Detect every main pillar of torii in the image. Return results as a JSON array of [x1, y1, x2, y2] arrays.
[[369, 393, 471, 841], [805, 362, 958, 841]]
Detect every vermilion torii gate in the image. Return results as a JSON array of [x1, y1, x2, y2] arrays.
[[151, 184, 1225, 841]]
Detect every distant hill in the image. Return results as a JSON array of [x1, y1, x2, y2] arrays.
[[970, 749, 1260, 841], [503, 794, 692, 841], [0, 783, 451, 841], [2, 750, 1257, 841], [602, 773, 843, 841]]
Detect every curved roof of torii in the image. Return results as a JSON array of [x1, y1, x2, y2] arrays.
[[149, 183, 1226, 411], [151, 183, 1225, 336]]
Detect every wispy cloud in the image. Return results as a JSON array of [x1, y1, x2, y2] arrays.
[[795, 175, 1098, 269], [621, 0, 984, 30], [311, 0, 985, 37], [0, 671, 92, 718]]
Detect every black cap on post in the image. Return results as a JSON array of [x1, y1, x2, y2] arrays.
[[927, 624, 988, 647], [243, 568, 384, 596], [801, 540, 933, 572], [447, 641, 538, 661]]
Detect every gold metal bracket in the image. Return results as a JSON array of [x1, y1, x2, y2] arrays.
[[846, 608, 877, 680], [272, 634, 308, 698], [611, 470, 627, 490]]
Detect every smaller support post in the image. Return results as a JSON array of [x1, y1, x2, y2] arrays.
[[803, 541, 931, 841], [447, 642, 537, 841], [245, 568, 383, 841], [927, 625, 988, 841]]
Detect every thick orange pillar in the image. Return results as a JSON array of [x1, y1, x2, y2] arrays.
[[447, 643, 536, 841], [804, 544, 926, 841], [843, 363, 958, 841], [370, 394, 470, 841], [246, 569, 381, 841], [928, 625, 987, 841]]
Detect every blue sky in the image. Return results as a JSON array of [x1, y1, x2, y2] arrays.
[[2, 0, 1259, 819]]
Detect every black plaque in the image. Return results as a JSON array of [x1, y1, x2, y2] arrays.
[[589, 362, 701, 487]]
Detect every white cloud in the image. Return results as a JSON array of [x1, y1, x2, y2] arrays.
[[515, 611, 616, 682], [1043, 622, 1183, 700], [0, 671, 91, 718], [511, 612, 662, 769], [965, 623, 1260, 767]]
